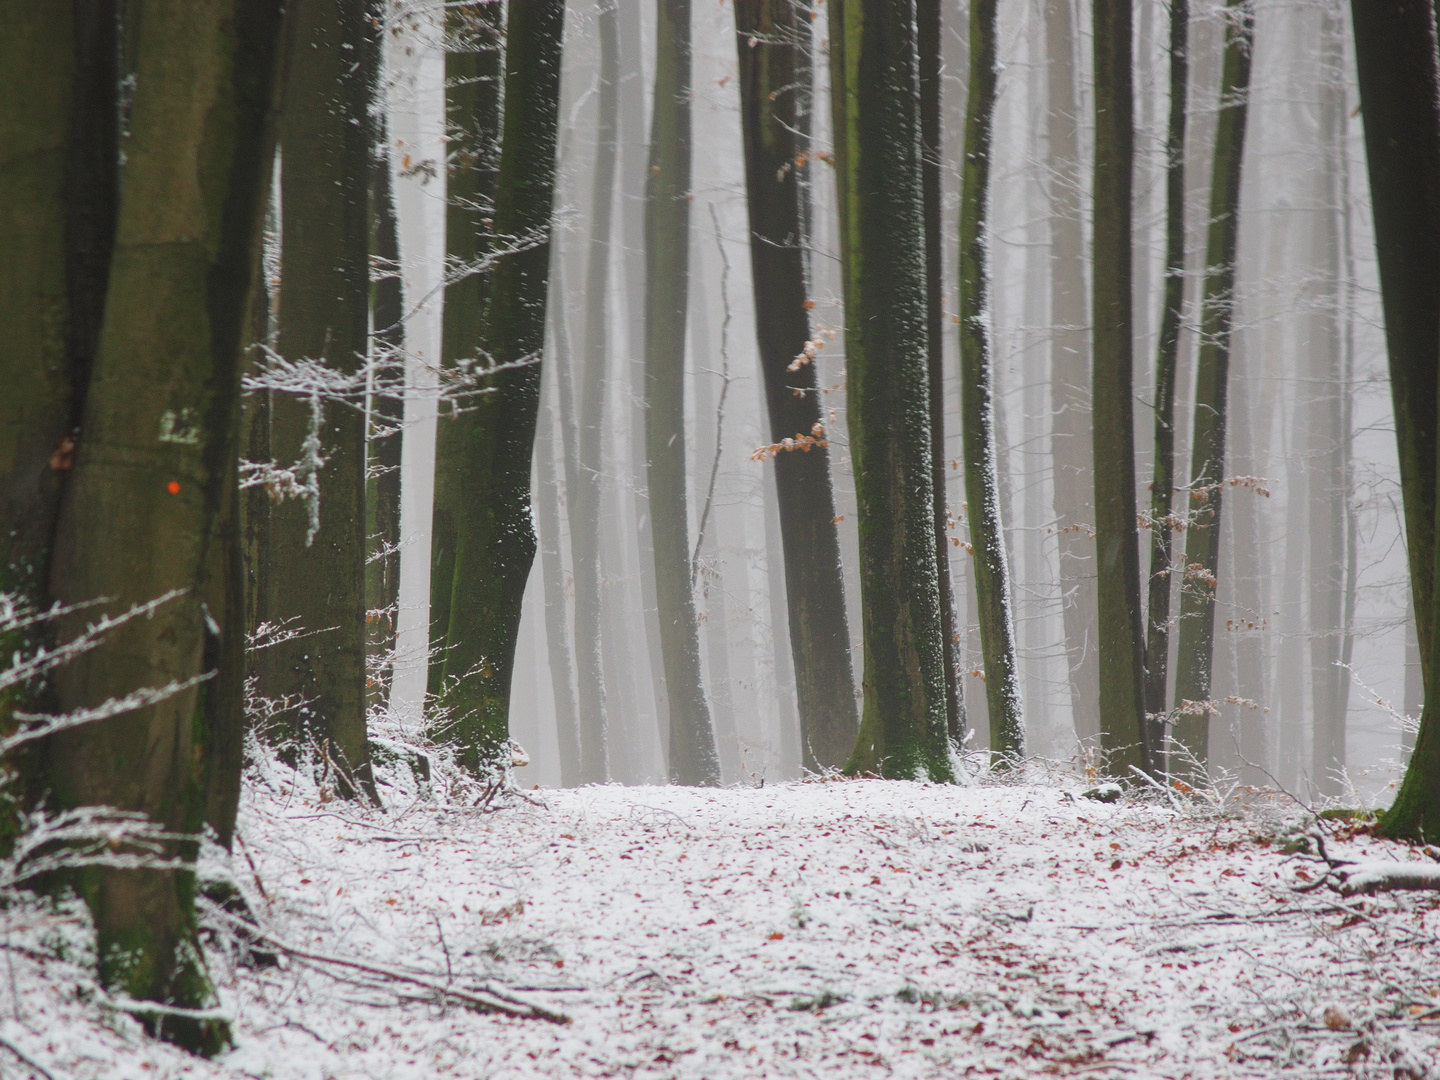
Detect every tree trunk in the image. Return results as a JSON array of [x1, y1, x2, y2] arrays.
[[919, 0, 966, 751], [431, 0, 567, 777], [429, 0, 504, 705], [366, 124, 405, 710], [647, 0, 719, 786], [261, 0, 378, 799], [45, 0, 286, 1050], [535, 383, 580, 783], [1350, 0, 1440, 841], [829, 0, 954, 782], [957, 0, 1024, 761], [1170, 0, 1254, 774], [0, 1, 117, 816], [1090, 0, 1150, 777], [1143, 0, 1188, 771], [570, 0, 619, 785], [734, 0, 859, 771], [1042, 0, 1102, 750]]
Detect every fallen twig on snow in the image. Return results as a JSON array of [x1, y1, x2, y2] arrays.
[[1294, 831, 1440, 897]]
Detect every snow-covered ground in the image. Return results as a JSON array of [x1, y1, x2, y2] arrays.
[[6, 768, 1440, 1078]]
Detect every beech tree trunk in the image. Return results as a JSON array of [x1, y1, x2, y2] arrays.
[[829, 0, 954, 782], [957, 0, 1024, 761], [734, 0, 859, 772], [1090, 0, 1150, 777], [430, 0, 567, 776], [646, 0, 719, 786], [1170, 0, 1254, 774], [261, 0, 378, 799], [44, 0, 286, 1050], [1351, 0, 1440, 841]]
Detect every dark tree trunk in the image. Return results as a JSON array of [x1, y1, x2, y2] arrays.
[[261, 0, 378, 799], [1090, 0, 1150, 777], [430, 0, 567, 776], [45, 0, 287, 1050], [957, 0, 1024, 761], [0, 1, 118, 817], [1042, 0, 1102, 750], [572, 0, 620, 785], [646, 0, 719, 786], [1350, 0, 1440, 841], [734, 0, 859, 771], [1143, 0, 1188, 771], [829, 0, 954, 782], [1170, 0, 1254, 774], [430, 0, 504, 705], [918, 0, 966, 750]]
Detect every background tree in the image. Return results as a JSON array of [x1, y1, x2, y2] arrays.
[[44, 0, 287, 1049], [1143, 0, 1189, 766], [1351, 0, 1440, 840], [957, 0, 1024, 760], [646, 0, 719, 786], [430, 0, 567, 775], [829, 0, 954, 782], [734, 0, 859, 771], [1090, 0, 1149, 777], [1170, 0, 1255, 772], [259, 0, 378, 799]]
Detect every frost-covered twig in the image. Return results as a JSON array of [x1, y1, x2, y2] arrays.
[[7, 672, 213, 757], [0, 1033, 57, 1080]]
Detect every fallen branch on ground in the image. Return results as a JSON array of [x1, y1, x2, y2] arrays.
[[1295, 832, 1440, 897]]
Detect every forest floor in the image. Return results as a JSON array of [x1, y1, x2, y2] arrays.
[[5, 758, 1440, 1078]]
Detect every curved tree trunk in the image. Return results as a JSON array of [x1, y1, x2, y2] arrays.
[[647, 0, 719, 786], [261, 0, 378, 799], [957, 0, 1024, 762], [830, 0, 954, 782], [1143, 0, 1188, 772], [430, 0, 504, 705], [1090, 0, 1150, 778], [734, 0, 859, 772], [572, 0, 619, 785], [431, 0, 567, 777], [45, 0, 286, 1050], [1170, 0, 1254, 773], [1351, 0, 1440, 841]]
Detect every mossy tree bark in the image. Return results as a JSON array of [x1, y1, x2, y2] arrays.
[[647, 0, 719, 786], [1352, 0, 1440, 841], [734, 0, 859, 771], [260, 0, 378, 799], [1090, 0, 1150, 777], [829, 0, 954, 782], [1142, 0, 1188, 771], [430, 0, 504, 706], [918, 0, 966, 750], [572, 0, 620, 784], [432, 0, 567, 776], [1169, 0, 1254, 773], [957, 0, 1024, 763], [44, 0, 286, 1051], [0, 1, 118, 817]]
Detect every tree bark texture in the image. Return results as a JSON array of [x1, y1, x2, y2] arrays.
[[431, 0, 566, 777], [1143, 0, 1188, 767], [261, 0, 378, 799], [0, 1, 117, 814], [1351, 0, 1440, 841], [734, 0, 859, 772], [572, 0, 620, 785], [1170, 0, 1253, 773], [958, 0, 1024, 762], [1042, 0, 1102, 749], [430, 0, 503, 705], [1090, 0, 1150, 777], [44, 0, 286, 1050], [646, 0, 719, 786], [830, 0, 954, 782]]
